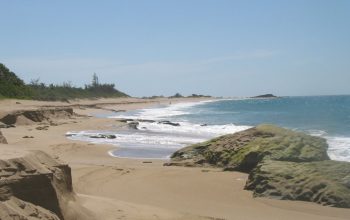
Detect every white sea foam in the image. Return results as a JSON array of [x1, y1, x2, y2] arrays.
[[111, 99, 227, 120], [307, 130, 350, 162], [137, 121, 251, 137], [307, 129, 328, 137], [67, 120, 250, 149], [67, 99, 253, 159], [69, 98, 350, 161], [67, 130, 204, 148], [327, 136, 350, 162], [68, 129, 202, 159]]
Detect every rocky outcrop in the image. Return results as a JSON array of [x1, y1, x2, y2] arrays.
[[158, 120, 180, 126], [127, 121, 139, 130], [118, 119, 155, 123], [89, 134, 116, 139], [165, 124, 350, 208], [0, 130, 7, 144], [166, 125, 329, 172], [245, 160, 350, 208], [119, 119, 181, 130], [0, 150, 94, 220], [0, 107, 74, 126]]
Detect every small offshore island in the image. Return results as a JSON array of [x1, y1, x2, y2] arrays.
[[251, 94, 278, 98]]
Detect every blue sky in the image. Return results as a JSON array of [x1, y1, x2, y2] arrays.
[[1, 0, 349, 97]]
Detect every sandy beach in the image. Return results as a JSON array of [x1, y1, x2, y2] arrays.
[[1, 97, 350, 220]]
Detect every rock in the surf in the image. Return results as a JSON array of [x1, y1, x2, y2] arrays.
[[158, 120, 180, 126], [165, 124, 350, 208], [89, 134, 116, 139], [245, 159, 350, 208], [166, 124, 329, 172]]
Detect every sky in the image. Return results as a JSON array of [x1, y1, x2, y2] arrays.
[[0, 0, 349, 97]]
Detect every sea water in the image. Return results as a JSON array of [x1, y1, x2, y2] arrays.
[[67, 95, 350, 161]]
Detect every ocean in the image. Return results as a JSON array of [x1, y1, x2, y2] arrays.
[[67, 95, 350, 161]]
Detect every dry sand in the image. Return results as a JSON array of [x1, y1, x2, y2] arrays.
[[1, 97, 350, 220]]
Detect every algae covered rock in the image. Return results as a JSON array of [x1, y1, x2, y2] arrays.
[[167, 124, 329, 172], [245, 160, 350, 208], [166, 124, 350, 208]]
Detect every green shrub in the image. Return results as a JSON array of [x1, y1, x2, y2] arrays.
[[0, 63, 128, 100]]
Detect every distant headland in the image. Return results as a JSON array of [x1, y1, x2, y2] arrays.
[[251, 94, 278, 98]]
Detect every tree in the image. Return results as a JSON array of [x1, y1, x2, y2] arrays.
[[30, 78, 40, 87], [92, 73, 99, 87], [171, 93, 183, 98]]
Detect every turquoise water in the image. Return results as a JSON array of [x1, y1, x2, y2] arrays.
[[173, 96, 350, 137], [68, 95, 350, 161]]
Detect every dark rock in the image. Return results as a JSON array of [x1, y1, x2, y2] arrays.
[[22, 136, 34, 138], [109, 109, 126, 113], [117, 119, 132, 123], [89, 134, 105, 138], [158, 120, 180, 126], [90, 134, 117, 139], [50, 122, 58, 126], [0, 114, 16, 125], [91, 134, 102, 138], [139, 119, 156, 123], [128, 121, 139, 129], [140, 119, 155, 123], [36, 126, 49, 130], [118, 119, 155, 123], [106, 134, 117, 139]]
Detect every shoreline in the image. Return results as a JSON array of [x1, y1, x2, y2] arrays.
[[66, 97, 218, 160], [107, 149, 171, 160], [1, 97, 350, 219]]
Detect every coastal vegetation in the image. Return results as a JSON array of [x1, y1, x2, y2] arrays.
[[169, 93, 211, 99], [141, 93, 212, 99], [0, 63, 33, 99], [0, 63, 128, 101]]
